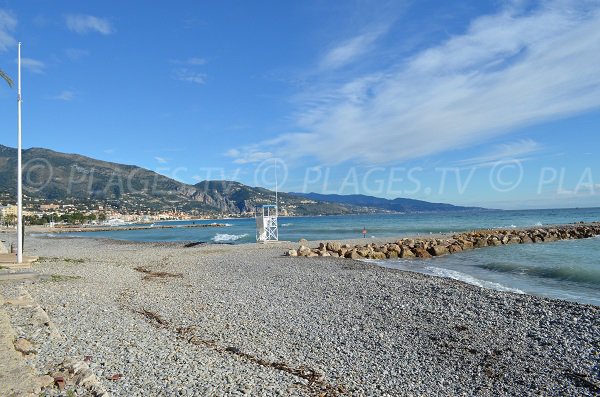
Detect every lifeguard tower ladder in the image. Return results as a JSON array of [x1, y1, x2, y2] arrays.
[[256, 204, 278, 242]]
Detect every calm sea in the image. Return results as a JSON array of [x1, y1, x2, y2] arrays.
[[52, 208, 600, 305]]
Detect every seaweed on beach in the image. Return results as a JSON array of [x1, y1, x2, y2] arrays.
[[137, 309, 169, 326], [134, 266, 183, 280], [135, 309, 346, 396]]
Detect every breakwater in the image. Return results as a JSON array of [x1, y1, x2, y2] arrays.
[[286, 222, 600, 259]]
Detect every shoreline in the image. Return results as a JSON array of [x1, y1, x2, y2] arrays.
[[0, 235, 598, 395]]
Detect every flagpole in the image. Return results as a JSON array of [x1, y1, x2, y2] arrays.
[[17, 42, 23, 264]]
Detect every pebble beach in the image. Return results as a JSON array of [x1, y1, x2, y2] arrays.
[[1, 235, 599, 396]]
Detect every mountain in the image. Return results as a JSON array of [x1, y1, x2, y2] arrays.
[[0, 144, 482, 215], [288, 192, 484, 212], [0, 145, 356, 215]]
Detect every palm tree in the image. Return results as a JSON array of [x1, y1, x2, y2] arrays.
[[0, 69, 13, 88]]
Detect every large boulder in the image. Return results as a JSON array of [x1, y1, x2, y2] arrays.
[[413, 247, 432, 259], [458, 240, 474, 250], [448, 244, 463, 254], [474, 239, 488, 248], [326, 241, 342, 252], [297, 246, 312, 257], [400, 247, 415, 258], [386, 250, 399, 259], [345, 249, 362, 260], [369, 251, 386, 260], [521, 235, 533, 244], [428, 245, 448, 257]]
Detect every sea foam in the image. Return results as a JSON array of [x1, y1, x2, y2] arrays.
[[211, 233, 248, 242]]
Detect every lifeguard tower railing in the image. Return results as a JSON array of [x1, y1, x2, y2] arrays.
[[255, 204, 278, 242]]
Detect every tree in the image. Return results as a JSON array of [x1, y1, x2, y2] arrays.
[[0, 69, 13, 88]]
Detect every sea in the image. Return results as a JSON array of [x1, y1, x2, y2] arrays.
[[47, 208, 600, 306]]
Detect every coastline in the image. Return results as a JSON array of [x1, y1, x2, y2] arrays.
[[1, 235, 598, 395]]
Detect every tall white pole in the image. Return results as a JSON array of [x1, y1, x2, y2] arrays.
[[17, 42, 23, 264], [274, 163, 278, 216]]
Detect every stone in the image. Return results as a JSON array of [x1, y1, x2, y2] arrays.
[[14, 338, 35, 355], [329, 251, 340, 258], [413, 247, 432, 259], [507, 236, 521, 244], [489, 238, 502, 246], [448, 244, 463, 254], [297, 246, 311, 257], [326, 241, 341, 252], [369, 252, 386, 260], [345, 249, 362, 259], [400, 247, 415, 259], [0, 241, 7, 254], [386, 251, 399, 259], [459, 240, 474, 250], [298, 238, 308, 244], [286, 249, 297, 257], [521, 235, 533, 244], [428, 245, 448, 257], [474, 239, 488, 248], [388, 244, 401, 253]]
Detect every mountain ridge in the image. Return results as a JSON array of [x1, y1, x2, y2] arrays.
[[0, 144, 483, 215], [288, 192, 484, 212]]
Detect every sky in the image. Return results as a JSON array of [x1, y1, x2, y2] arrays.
[[0, 0, 599, 209]]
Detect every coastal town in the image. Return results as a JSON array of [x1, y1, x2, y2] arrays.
[[0, 196, 252, 227]]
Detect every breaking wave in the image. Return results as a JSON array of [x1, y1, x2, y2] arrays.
[[424, 266, 524, 294], [211, 233, 248, 242]]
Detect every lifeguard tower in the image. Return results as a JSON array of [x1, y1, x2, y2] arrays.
[[255, 204, 278, 242]]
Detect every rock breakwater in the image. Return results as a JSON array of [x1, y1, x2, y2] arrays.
[[286, 222, 600, 260]]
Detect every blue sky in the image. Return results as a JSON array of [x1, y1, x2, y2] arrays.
[[0, 0, 599, 209]]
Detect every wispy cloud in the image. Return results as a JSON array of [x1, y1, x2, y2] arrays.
[[228, 2, 600, 166], [225, 147, 273, 164], [66, 14, 113, 35], [0, 9, 17, 52], [64, 48, 89, 61], [171, 57, 207, 66], [320, 28, 386, 70], [456, 139, 542, 168], [20, 57, 45, 74], [154, 156, 169, 164], [173, 68, 206, 85], [49, 90, 75, 101]]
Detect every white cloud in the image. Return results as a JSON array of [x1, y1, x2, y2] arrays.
[[174, 68, 206, 85], [66, 14, 113, 35], [154, 156, 169, 164], [320, 28, 385, 70], [225, 147, 272, 164], [0, 9, 17, 52], [229, 2, 600, 166], [50, 90, 74, 101], [457, 139, 542, 168], [20, 57, 45, 74]]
